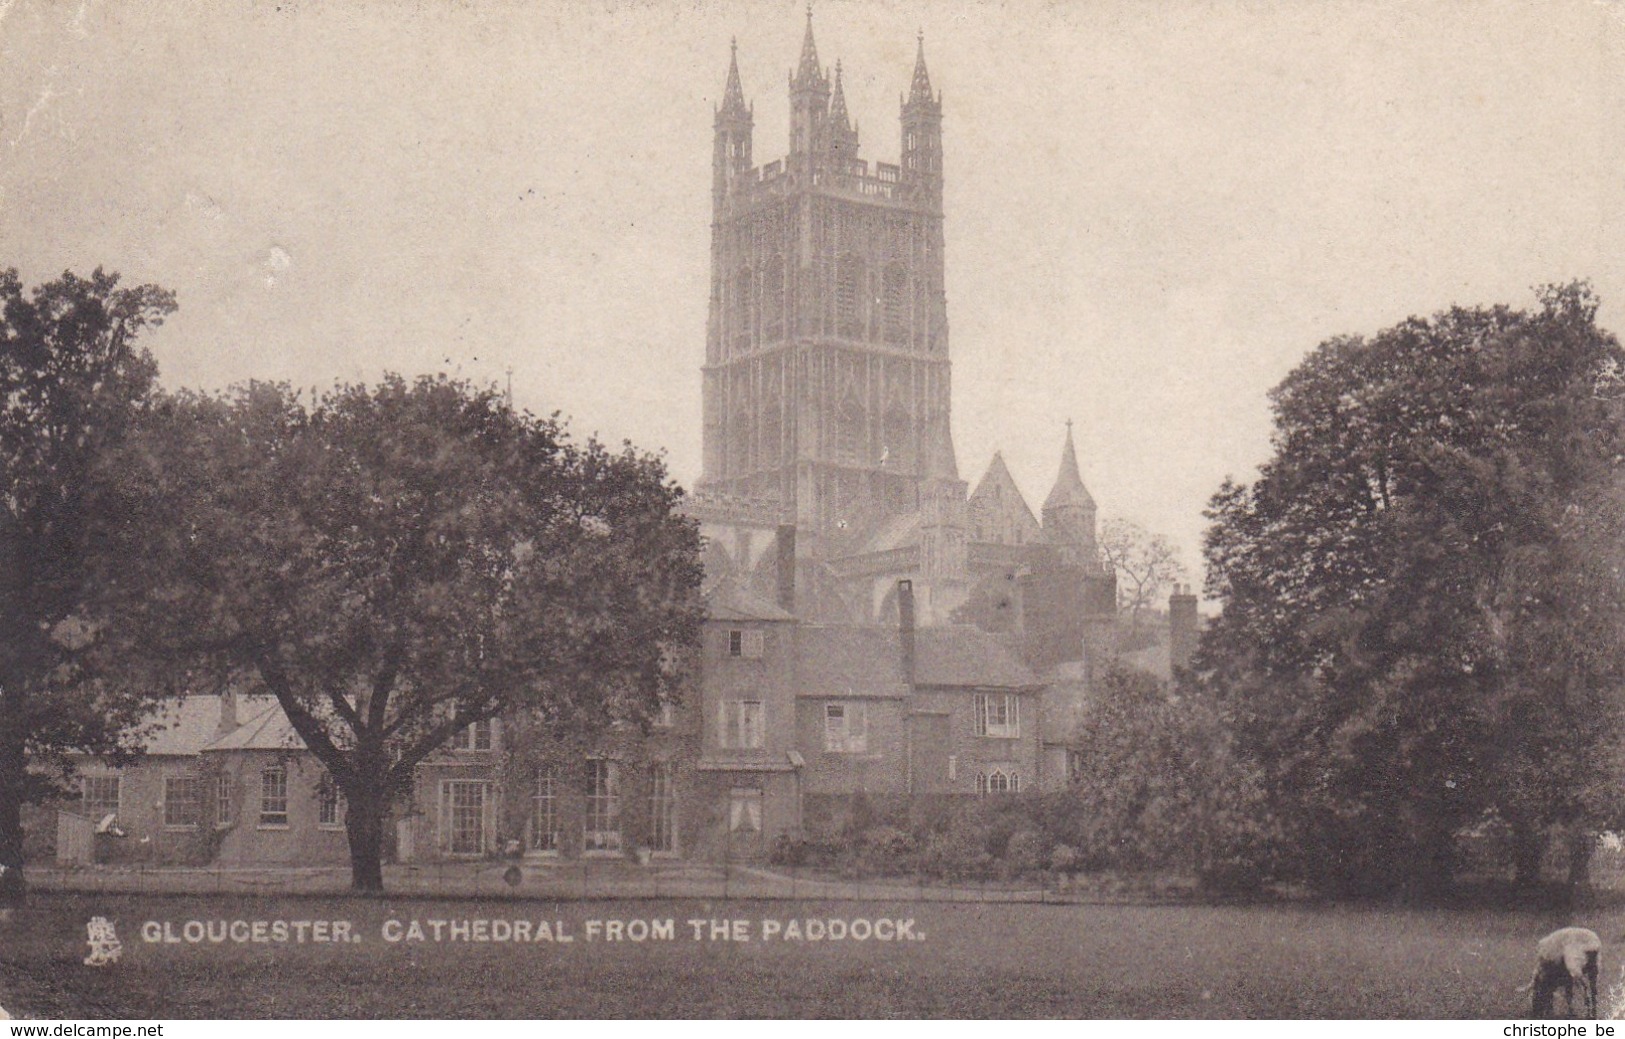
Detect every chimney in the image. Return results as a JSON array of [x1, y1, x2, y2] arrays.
[[775, 524, 797, 616], [1169, 583, 1199, 673], [216, 688, 238, 737], [897, 579, 916, 684]]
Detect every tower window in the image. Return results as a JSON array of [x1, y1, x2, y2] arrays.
[[836, 254, 864, 339], [734, 266, 754, 352], [835, 393, 864, 465], [883, 264, 908, 345], [884, 405, 913, 470], [763, 254, 785, 340]]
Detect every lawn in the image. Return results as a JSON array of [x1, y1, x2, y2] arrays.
[[0, 892, 1609, 1018]]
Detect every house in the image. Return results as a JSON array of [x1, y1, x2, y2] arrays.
[[41, 694, 356, 867], [690, 576, 799, 861], [41, 683, 709, 868], [689, 575, 1050, 858]]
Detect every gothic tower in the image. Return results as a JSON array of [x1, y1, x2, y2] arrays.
[[698, 15, 953, 562]]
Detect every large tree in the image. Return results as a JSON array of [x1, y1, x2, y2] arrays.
[[90, 375, 704, 892], [1097, 517, 1186, 635], [1199, 283, 1625, 897], [0, 268, 176, 903]]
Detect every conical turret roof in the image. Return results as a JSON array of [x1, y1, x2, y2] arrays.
[[795, 6, 823, 85], [720, 38, 748, 115], [1043, 422, 1095, 513], [829, 60, 851, 130], [908, 32, 934, 103]]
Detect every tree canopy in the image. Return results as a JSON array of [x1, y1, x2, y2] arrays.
[[1199, 283, 1625, 896], [1098, 517, 1186, 634], [0, 268, 176, 901], [90, 375, 705, 891]]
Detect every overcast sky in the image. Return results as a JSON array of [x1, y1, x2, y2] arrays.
[[4, 0, 1624, 585]]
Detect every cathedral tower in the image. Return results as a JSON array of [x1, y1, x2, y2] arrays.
[[698, 15, 953, 562]]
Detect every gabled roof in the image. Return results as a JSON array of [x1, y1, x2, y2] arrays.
[[201, 700, 306, 753], [136, 696, 236, 756], [705, 576, 795, 623], [134, 695, 276, 756], [914, 626, 1039, 689], [968, 451, 1042, 544], [795, 626, 909, 699], [794, 622, 1039, 697]]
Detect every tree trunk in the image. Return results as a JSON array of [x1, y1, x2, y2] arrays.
[[1511, 817, 1545, 891], [1567, 827, 1594, 902], [345, 788, 387, 895], [0, 719, 29, 906]]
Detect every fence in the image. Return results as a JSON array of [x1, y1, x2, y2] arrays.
[[22, 857, 1188, 906]]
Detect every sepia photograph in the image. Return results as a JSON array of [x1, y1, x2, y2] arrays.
[[2, 0, 1625, 1022]]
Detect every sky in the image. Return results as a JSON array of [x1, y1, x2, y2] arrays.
[[4, 0, 1625, 588]]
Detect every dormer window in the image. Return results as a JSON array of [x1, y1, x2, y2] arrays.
[[451, 718, 493, 752]]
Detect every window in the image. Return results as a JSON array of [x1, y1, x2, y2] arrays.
[[882, 263, 908, 345], [81, 775, 120, 822], [836, 253, 864, 339], [734, 265, 754, 341], [974, 693, 1021, 738], [835, 393, 863, 465], [654, 702, 677, 729], [585, 760, 622, 853], [1067, 749, 1085, 783], [528, 769, 560, 854], [163, 775, 200, 829], [726, 629, 764, 659], [719, 700, 765, 749], [317, 779, 344, 829], [729, 787, 762, 833], [259, 766, 289, 827], [215, 772, 232, 826], [450, 718, 493, 752], [650, 762, 677, 854], [977, 769, 1020, 796], [763, 254, 785, 340], [441, 780, 487, 855], [823, 702, 869, 753]]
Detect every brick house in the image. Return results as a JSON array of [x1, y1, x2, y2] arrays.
[[689, 576, 1051, 858]]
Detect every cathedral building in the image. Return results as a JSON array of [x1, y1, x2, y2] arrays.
[[688, 13, 1115, 639]]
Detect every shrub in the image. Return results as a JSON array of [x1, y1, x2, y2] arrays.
[[1003, 829, 1050, 877], [917, 831, 994, 881], [768, 832, 846, 869], [1049, 843, 1080, 874], [856, 825, 916, 875]]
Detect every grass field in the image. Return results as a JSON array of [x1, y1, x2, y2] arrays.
[[0, 892, 1613, 1018]]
